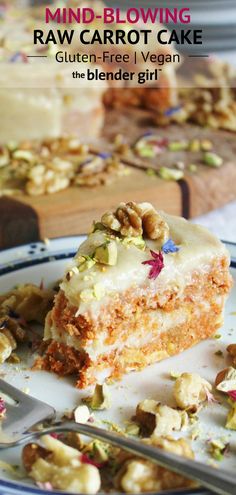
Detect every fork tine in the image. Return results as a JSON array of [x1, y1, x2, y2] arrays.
[[0, 379, 32, 403], [0, 379, 56, 437]]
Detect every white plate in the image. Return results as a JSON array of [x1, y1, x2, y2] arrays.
[[0, 237, 236, 495]]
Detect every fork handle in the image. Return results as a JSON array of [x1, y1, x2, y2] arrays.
[[23, 422, 235, 495]]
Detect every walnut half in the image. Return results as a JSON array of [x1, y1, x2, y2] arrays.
[[101, 201, 169, 242]]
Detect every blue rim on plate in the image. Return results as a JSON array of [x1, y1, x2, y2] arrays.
[[0, 237, 235, 276], [0, 236, 235, 495]]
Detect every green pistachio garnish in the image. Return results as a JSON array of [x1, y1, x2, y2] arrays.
[[83, 383, 111, 410], [93, 283, 105, 300], [125, 422, 140, 436], [203, 152, 223, 168], [226, 403, 236, 430], [92, 222, 107, 233], [78, 256, 96, 272], [168, 141, 188, 152], [146, 168, 157, 177], [188, 164, 198, 173], [209, 438, 229, 461], [159, 167, 184, 181], [122, 236, 146, 250], [136, 145, 156, 158], [94, 241, 117, 266], [92, 441, 110, 462], [170, 371, 181, 380], [80, 289, 94, 303], [188, 139, 200, 152], [201, 140, 213, 151]]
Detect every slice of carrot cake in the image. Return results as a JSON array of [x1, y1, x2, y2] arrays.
[[43, 202, 232, 388]]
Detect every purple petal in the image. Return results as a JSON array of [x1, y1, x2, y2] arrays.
[[162, 239, 180, 254]]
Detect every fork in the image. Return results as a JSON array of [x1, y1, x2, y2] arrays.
[[0, 378, 55, 438], [0, 380, 235, 495]]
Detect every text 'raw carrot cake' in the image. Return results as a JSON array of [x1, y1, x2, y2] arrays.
[[42, 202, 232, 388]]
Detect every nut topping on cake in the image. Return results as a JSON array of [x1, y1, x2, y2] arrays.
[[100, 201, 170, 241], [101, 202, 142, 237]]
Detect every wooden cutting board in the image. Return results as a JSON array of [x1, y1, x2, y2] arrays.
[[0, 109, 236, 249]]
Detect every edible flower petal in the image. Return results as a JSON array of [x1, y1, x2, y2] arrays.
[[228, 390, 236, 401], [165, 106, 182, 117], [204, 387, 219, 404], [81, 453, 106, 469], [36, 482, 53, 490], [98, 152, 112, 159], [142, 251, 164, 280], [0, 398, 6, 416], [162, 239, 179, 254]]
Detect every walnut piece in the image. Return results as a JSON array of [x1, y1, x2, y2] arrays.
[[23, 435, 101, 494], [227, 344, 236, 366], [101, 201, 169, 241], [173, 373, 212, 412], [0, 284, 55, 363], [116, 436, 195, 493], [215, 367, 236, 392], [135, 399, 188, 437], [146, 436, 194, 459]]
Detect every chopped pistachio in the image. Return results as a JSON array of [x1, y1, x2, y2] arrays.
[[190, 426, 201, 440], [159, 167, 184, 181], [188, 139, 201, 152], [226, 403, 236, 430], [77, 255, 86, 263], [170, 371, 181, 380], [201, 140, 213, 151], [146, 168, 157, 177], [92, 441, 109, 462], [102, 420, 124, 434], [122, 236, 146, 250], [71, 266, 79, 275], [83, 383, 111, 410], [188, 164, 198, 173], [125, 422, 140, 436], [168, 141, 188, 151], [92, 222, 107, 233], [94, 241, 117, 266], [136, 145, 156, 158], [209, 438, 229, 461], [93, 283, 105, 301], [78, 256, 96, 272], [80, 289, 94, 303], [214, 334, 222, 340], [203, 152, 223, 168], [74, 405, 91, 424]]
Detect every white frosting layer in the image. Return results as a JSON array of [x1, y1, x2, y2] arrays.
[[60, 212, 229, 319]]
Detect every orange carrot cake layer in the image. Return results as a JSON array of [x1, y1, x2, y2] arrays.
[[42, 202, 232, 388]]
